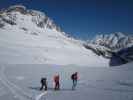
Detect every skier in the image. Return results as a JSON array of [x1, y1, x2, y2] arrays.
[[53, 74, 60, 90], [71, 72, 78, 90], [40, 77, 48, 91]]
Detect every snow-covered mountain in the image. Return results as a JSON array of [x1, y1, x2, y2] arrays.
[[84, 33, 133, 66], [90, 32, 133, 51], [0, 5, 62, 32], [0, 5, 108, 66]]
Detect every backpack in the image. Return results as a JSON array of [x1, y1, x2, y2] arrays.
[[41, 78, 46, 84], [71, 74, 74, 80]]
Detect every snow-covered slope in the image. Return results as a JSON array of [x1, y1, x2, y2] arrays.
[[0, 5, 108, 66]]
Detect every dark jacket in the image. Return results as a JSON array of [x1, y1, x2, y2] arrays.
[[41, 78, 47, 85]]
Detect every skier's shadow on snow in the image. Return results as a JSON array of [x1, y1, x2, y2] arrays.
[[28, 86, 72, 91]]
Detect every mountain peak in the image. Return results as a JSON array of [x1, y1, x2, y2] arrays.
[[0, 5, 27, 14], [114, 32, 125, 38], [7, 5, 26, 11], [0, 5, 62, 32]]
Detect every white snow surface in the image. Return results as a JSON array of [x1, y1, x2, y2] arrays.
[[0, 10, 109, 67], [0, 63, 133, 100]]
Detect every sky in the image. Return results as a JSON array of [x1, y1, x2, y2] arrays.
[[0, 0, 133, 39]]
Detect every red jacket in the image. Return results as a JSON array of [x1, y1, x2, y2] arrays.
[[54, 75, 59, 83]]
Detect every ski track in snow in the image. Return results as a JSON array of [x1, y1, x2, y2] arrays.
[[0, 66, 32, 100], [0, 66, 48, 100], [35, 91, 47, 100], [0, 64, 133, 100], [0, 87, 7, 97]]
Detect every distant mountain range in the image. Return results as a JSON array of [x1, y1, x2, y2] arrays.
[[84, 32, 133, 66], [90, 32, 133, 51]]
